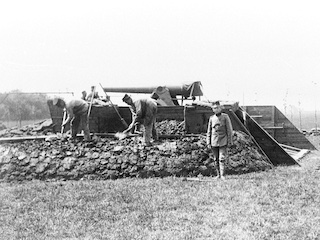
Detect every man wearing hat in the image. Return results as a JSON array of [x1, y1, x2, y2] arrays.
[[81, 90, 87, 100], [53, 97, 91, 141], [206, 101, 233, 179], [122, 94, 158, 146]]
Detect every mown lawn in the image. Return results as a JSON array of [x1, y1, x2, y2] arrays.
[[1, 157, 320, 240]]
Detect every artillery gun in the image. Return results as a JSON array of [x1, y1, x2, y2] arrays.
[[103, 81, 204, 106]]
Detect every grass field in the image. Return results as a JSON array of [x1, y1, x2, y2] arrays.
[[1, 149, 320, 240]]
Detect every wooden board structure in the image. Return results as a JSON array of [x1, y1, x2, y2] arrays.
[[243, 106, 315, 150], [232, 108, 300, 166]]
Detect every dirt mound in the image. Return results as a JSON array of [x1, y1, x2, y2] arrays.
[[156, 120, 185, 135], [0, 119, 55, 138], [0, 129, 271, 182]]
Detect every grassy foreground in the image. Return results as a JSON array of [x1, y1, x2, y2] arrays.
[[1, 163, 320, 240]]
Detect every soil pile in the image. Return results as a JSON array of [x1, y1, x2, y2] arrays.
[[0, 119, 54, 138], [0, 122, 271, 181], [156, 120, 185, 135]]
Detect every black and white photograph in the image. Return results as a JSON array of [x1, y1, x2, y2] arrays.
[[1, 1, 320, 239]]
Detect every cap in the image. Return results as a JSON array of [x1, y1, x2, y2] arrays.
[[150, 92, 159, 100], [122, 94, 131, 102], [212, 101, 220, 106]]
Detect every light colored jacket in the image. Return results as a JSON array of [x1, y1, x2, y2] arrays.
[[66, 99, 89, 116], [206, 113, 233, 147], [129, 98, 157, 127], [63, 99, 89, 126]]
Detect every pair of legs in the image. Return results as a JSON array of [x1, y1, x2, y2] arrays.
[[70, 113, 91, 141], [143, 117, 158, 146], [211, 146, 227, 179]]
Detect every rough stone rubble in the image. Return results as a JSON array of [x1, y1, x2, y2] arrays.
[[0, 119, 54, 138], [0, 120, 271, 182]]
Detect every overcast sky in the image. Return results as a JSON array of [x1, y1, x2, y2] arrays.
[[1, 0, 320, 110]]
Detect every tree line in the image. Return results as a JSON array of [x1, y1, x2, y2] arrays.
[[0, 90, 50, 122]]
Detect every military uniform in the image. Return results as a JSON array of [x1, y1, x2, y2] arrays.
[[65, 99, 91, 141], [127, 98, 158, 145], [206, 112, 233, 178]]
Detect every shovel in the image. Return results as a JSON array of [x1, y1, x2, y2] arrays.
[[61, 109, 67, 134]]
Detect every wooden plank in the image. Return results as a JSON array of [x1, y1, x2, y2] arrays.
[[292, 149, 309, 161], [96, 133, 204, 139], [157, 106, 184, 121], [272, 106, 276, 126], [264, 126, 284, 129], [279, 144, 303, 151], [0, 135, 48, 143], [280, 144, 310, 161], [184, 105, 220, 133], [158, 134, 205, 139], [284, 149, 298, 155]]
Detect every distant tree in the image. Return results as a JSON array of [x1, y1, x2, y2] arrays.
[[0, 90, 50, 121]]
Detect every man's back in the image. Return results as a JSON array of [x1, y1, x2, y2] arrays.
[[66, 99, 88, 115], [132, 98, 157, 125]]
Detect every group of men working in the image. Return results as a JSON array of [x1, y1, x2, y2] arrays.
[[52, 88, 158, 146], [53, 92, 233, 179]]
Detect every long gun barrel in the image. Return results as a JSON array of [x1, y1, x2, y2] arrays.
[[103, 81, 203, 98], [103, 86, 182, 95]]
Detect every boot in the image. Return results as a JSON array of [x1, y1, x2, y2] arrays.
[[220, 162, 225, 180], [214, 161, 220, 179]]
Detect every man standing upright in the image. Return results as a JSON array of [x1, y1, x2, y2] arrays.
[[86, 86, 100, 101], [122, 94, 158, 146], [206, 101, 233, 179], [53, 97, 91, 141]]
